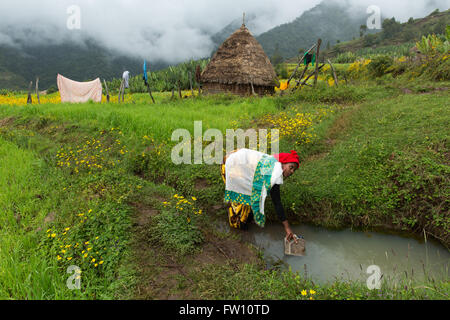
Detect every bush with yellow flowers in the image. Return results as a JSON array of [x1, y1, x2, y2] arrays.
[[40, 203, 131, 285], [348, 58, 371, 80], [164, 194, 203, 223], [260, 107, 332, 146], [126, 134, 170, 181], [0, 92, 61, 106], [41, 209, 107, 275], [55, 127, 128, 175], [149, 193, 204, 255]]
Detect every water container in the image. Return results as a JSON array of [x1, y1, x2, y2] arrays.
[[284, 234, 306, 256]]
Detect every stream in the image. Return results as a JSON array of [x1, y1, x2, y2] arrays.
[[223, 221, 449, 284]]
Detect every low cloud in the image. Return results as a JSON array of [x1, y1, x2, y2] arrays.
[[0, 0, 448, 64]]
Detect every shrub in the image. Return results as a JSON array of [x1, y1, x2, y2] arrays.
[[149, 209, 203, 256], [149, 194, 204, 256], [47, 85, 58, 94], [275, 63, 289, 79], [291, 83, 366, 104], [416, 34, 450, 55], [367, 55, 394, 77], [363, 34, 379, 46], [335, 52, 357, 63]]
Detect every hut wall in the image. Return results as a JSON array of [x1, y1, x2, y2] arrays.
[[202, 82, 274, 96]]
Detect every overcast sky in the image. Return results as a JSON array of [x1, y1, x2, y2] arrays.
[[0, 0, 449, 63]]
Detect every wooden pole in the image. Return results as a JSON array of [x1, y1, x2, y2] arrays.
[[293, 63, 310, 88], [195, 65, 202, 96], [103, 79, 110, 102], [327, 59, 339, 87], [118, 79, 124, 103], [313, 38, 322, 86], [122, 83, 125, 103], [188, 71, 194, 96], [287, 43, 317, 86], [300, 63, 325, 88], [35, 77, 40, 104], [27, 81, 33, 104], [178, 80, 182, 99], [146, 82, 155, 104]]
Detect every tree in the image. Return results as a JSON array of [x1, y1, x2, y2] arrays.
[[433, 17, 447, 35], [382, 17, 402, 39], [360, 24, 367, 38], [363, 34, 378, 46], [270, 43, 284, 66]]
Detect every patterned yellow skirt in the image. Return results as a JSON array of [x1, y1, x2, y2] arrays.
[[221, 164, 253, 229]]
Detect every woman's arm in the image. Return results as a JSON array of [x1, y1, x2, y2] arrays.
[[270, 185, 297, 242], [270, 184, 286, 222]]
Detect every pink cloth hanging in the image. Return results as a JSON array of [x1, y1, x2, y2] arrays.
[[57, 74, 102, 103]]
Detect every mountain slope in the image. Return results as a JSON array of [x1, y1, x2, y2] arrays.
[[0, 39, 167, 90], [323, 8, 450, 59], [256, 0, 377, 60]]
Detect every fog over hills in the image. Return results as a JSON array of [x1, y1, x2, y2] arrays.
[[0, 0, 448, 89]]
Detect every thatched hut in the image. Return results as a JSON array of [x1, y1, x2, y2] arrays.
[[200, 24, 279, 96]]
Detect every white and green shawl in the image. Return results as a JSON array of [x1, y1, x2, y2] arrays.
[[224, 148, 283, 227]]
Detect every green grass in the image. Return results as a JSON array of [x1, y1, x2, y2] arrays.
[[286, 91, 449, 241], [0, 94, 279, 142], [191, 264, 449, 300], [0, 138, 73, 299], [0, 79, 448, 299]]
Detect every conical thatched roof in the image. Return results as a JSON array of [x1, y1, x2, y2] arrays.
[[201, 24, 279, 87]]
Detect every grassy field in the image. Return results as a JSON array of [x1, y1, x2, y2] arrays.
[[0, 75, 448, 299]]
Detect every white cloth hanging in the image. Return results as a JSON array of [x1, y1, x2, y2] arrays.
[[57, 74, 102, 103], [122, 71, 130, 88]]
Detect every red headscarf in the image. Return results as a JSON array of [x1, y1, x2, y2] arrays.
[[274, 150, 300, 167]]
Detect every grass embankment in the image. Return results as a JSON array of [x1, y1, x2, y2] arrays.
[[0, 81, 448, 299], [284, 88, 450, 245], [0, 138, 69, 298]]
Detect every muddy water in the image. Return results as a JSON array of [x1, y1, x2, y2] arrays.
[[230, 222, 450, 284]]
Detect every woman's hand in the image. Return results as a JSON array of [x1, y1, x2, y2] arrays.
[[282, 221, 298, 243]]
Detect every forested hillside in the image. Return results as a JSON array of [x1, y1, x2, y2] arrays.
[[323, 8, 450, 60], [256, 0, 376, 60], [0, 39, 167, 90]]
